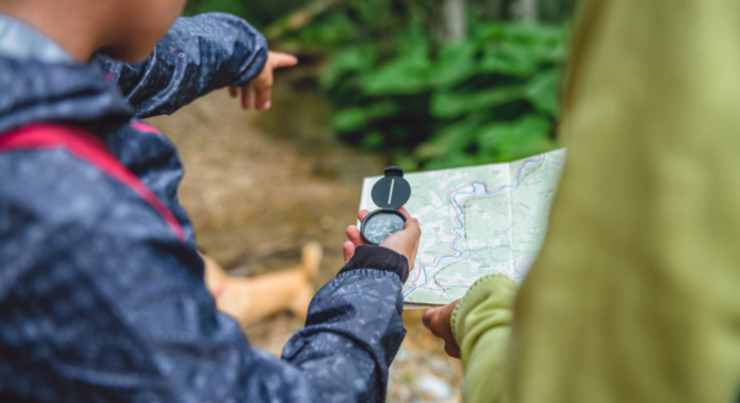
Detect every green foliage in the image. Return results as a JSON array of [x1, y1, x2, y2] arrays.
[[322, 21, 569, 169], [186, 0, 572, 169], [185, 0, 244, 18], [184, 0, 305, 29]]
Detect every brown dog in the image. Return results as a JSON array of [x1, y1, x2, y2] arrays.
[[202, 242, 322, 327]]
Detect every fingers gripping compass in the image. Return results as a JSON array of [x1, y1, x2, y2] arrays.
[[360, 167, 411, 245]]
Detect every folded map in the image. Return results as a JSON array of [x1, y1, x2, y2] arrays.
[[359, 149, 566, 307]]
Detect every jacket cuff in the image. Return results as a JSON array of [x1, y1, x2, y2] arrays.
[[451, 274, 516, 344], [231, 27, 268, 86], [339, 245, 409, 283]]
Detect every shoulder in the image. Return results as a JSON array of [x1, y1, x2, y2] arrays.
[[0, 142, 184, 252], [0, 143, 205, 310]]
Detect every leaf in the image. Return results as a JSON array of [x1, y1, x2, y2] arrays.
[[477, 23, 568, 76], [415, 119, 477, 159], [361, 131, 385, 149], [395, 19, 432, 57], [330, 102, 399, 133], [499, 23, 565, 45], [191, 0, 246, 18], [479, 42, 540, 77], [474, 23, 507, 41], [362, 53, 433, 95], [331, 108, 367, 133], [321, 45, 378, 89], [431, 86, 522, 119], [431, 42, 479, 88], [283, 11, 360, 49], [424, 154, 485, 170], [496, 136, 556, 162], [477, 23, 566, 48], [392, 150, 421, 171], [525, 68, 562, 116], [477, 115, 552, 160]]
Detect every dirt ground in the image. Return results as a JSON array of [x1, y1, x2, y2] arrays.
[[148, 84, 462, 402]]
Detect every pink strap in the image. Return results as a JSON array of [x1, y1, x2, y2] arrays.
[[0, 124, 185, 242], [129, 121, 162, 135]]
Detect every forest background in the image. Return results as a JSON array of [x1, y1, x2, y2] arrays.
[[185, 0, 577, 169]]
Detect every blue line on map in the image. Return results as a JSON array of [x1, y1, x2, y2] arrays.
[[404, 155, 544, 300]]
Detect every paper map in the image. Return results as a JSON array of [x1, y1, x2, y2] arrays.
[[359, 149, 566, 306]]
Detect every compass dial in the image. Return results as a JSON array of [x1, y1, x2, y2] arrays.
[[361, 210, 406, 245]]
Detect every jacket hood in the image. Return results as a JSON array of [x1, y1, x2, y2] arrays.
[[0, 56, 133, 135], [0, 17, 133, 135]]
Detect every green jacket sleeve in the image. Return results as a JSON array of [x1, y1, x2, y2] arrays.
[[453, 1, 740, 402], [451, 275, 518, 403]]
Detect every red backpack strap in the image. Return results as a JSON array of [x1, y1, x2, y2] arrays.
[[0, 123, 185, 242], [130, 121, 162, 135]]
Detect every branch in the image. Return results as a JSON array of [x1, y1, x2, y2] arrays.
[[264, 0, 348, 42]]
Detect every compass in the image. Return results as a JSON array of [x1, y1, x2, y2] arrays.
[[360, 167, 411, 245]]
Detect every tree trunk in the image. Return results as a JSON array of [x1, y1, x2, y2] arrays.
[[442, 0, 467, 44], [486, 0, 505, 20], [515, 0, 538, 22], [540, 0, 577, 23]]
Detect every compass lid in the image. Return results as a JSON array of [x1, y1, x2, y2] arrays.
[[371, 167, 411, 209]]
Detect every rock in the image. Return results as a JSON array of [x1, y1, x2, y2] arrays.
[[417, 375, 452, 400], [394, 346, 410, 363], [428, 357, 448, 374]]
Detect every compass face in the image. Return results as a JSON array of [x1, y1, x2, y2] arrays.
[[361, 210, 406, 245]]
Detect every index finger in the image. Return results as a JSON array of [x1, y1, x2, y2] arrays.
[[358, 210, 370, 222], [271, 52, 299, 69]]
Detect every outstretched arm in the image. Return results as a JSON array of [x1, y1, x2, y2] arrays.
[[96, 13, 269, 117]]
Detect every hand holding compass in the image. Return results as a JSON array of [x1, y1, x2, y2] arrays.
[[343, 167, 420, 268], [361, 167, 412, 245]]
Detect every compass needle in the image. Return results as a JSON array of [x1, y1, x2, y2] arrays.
[[388, 179, 395, 205]]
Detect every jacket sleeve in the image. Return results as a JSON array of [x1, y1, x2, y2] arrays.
[[96, 13, 268, 118], [0, 225, 406, 402], [450, 275, 518, 403], [282, 245, 408, 402]]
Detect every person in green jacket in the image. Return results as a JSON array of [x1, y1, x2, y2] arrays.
[[422, 0, 740, 401]]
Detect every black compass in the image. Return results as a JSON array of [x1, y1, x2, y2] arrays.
[[361, 167, 411, 245]]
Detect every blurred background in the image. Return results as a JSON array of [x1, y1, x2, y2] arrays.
[[150, 1, 576, 401]]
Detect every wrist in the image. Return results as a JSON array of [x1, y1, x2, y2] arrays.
[[339, 245, 410, 283]]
